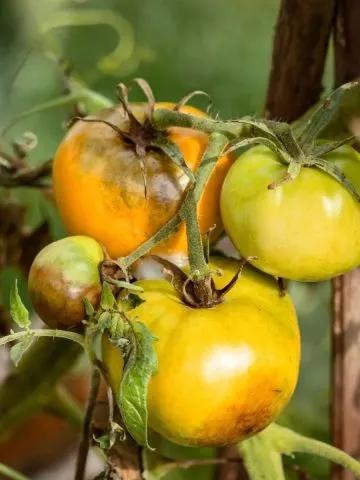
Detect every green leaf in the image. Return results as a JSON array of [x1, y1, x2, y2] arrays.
[[10, 280, 30, 329], [118, 321, 158, 449], [93, 422, 125, 450], [10, 336, 33, 366], [101, 282, 115, 310], [97, 311, 112, 332], [120, 293, 146, 312], [83, 297, 95, 316]]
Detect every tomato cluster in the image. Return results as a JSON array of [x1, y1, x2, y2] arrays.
[[27, 88, 360, 448]]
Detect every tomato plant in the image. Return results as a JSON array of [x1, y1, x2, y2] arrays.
[[53, 102, 233, 262], [102, 256, 300, 447], [221, 144, 360, 282], [28, 235, 104, 328]]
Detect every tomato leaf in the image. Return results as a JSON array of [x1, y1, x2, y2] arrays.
[[121, 293, 146, 312], [118, 321, 158, 449], [101, 281, 115, 310], [93, 421, 126, 450], [10, 280, 30, 329], [97, 311, 112, 332], [10, 335, 33, 366]]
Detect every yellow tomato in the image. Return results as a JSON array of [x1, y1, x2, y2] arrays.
[[102, 257, 300, 447]]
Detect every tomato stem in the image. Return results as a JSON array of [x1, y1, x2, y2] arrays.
[[120, 132, 228, 269], [2, 89, 113, 137], [240, 423, 360, 479], [75, 331, 101, 480], [0, 328, 85, 348], [181, 190, 208, 278]]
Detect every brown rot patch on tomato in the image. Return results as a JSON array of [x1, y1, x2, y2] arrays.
[[29, 264, 101, 329], [193, 404, 273, 447]]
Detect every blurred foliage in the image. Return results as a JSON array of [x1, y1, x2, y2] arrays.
[[0, 0, 334, 478]]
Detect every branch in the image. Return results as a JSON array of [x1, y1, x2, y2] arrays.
[[265, 0, 337, 122], [0, 159, 52, 188], [75, 366, 101, 480], [332, 2, 360, 479]]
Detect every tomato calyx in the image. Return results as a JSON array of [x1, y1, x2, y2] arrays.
[[226, 82, 360, 201], [151, 255, 253, 308]]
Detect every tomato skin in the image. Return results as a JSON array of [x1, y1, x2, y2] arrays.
[[28, 236, 103, 328], [220, 144, 360, 282], [53, 103, 233, 263], [102, 257, 300, 447]]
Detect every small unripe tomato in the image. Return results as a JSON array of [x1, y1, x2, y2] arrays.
[[102, 257, 300, 447], [28, 236, 103, 328], [53, 103, 233, 263], [220, 144, 360, 281]]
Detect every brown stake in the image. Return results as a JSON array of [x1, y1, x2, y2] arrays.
[[332, 2, 360, 479], [265, 0, 337, 123]]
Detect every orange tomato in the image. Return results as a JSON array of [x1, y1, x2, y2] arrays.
[[53, 103, 233, 262]]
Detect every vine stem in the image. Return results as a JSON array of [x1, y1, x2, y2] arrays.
[[2, 89, 112, 136], [152, 108, 244, 138], [0, 463, 31, 480], [74, 332, 101, 480], [0, 328, 85, 348], [120, 132, 228, 269], [238, 427, 286, 480], [239, 423, 360, 480]]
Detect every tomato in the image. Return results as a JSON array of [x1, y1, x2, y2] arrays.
[[53, 103, 233, 263], [220, 144, 360, 282], [28, 236, 103, 328], [102, 257, 300, 447]]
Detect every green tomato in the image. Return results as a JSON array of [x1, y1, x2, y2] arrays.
[[220, 144, 360, 282], [28, 236, 104, 328]]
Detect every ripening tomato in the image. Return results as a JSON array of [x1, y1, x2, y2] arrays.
[[220, 144, 360, 282], [28, 236, 103, 328], [53, 103, 233, 264], [102, 257, 300, 447]]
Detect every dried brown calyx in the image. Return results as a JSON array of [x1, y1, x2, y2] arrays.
[[150, 255, 254, 308], [74, 78, 161, 158]]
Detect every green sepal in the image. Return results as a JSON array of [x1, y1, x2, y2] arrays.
[[298, 81, 360, 148], [152, 136, 195, 183]]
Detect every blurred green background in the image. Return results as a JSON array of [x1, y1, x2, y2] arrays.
[[0, 0, 333, 478]]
